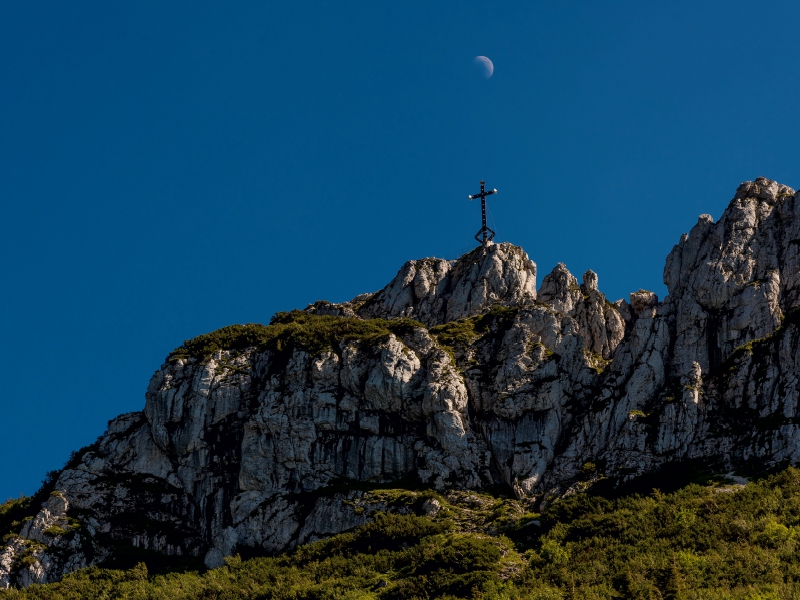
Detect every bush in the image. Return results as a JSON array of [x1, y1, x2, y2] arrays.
[[0, 497, 31, 540], [418, 535, 502, 575], [757, 519, 793, 548]]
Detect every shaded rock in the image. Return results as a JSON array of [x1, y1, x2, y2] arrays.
[[304, 300, 358, 318]]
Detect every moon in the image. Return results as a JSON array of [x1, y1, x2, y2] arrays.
[[474, 56, 494, 78]]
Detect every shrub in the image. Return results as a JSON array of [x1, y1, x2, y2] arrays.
[[10, 467, 800, 598], [430, 306, 520, 360], [169, 311, 425, 363], [43, 526, 69, 537], [0, 497, 31, 541], [539, 539, 569, 565], [414, 535, 502, 575], [757, 519, 793, 547], [18, 556, 37, 569]]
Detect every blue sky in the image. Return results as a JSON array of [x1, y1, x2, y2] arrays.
[[1, 1, 798, 500]]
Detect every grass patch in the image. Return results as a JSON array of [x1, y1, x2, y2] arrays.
[[42, 526, 69, 537], [585, 349, 612, 374], [430, 306, 521, 360], [169, 311, 425, 363], [528, 341, 555, 361]]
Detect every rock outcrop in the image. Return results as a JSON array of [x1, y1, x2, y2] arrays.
[[4, 177, 800, 588], [357, 242, 537, 326]]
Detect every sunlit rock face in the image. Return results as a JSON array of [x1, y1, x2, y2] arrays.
[[5, 177, 800, 587], [357, 242, 538, 326]]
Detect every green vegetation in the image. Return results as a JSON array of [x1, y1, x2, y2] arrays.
[[0, 512, 526, 600], [713, 307, 800, 379], [9, 468, 800, 598], [430, 306, 520, 360], [169, 311, 425, 363], [0, 497, 32, 542], [528, 342, 555, 361], [168, 302, 530, 370], [429, 319, 482, 351], [584, 350, 611, 374]]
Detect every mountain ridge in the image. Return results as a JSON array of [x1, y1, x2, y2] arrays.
[[2, 176, 800, 588]]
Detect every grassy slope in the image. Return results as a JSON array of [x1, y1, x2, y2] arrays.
[[5, 468, 800, 599]]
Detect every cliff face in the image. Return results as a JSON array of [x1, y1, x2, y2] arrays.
[[4, 177, 800, 587]]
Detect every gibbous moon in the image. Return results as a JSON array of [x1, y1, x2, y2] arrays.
[[474, 55, 494, 78]]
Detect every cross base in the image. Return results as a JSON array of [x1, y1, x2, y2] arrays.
[[475, 225, 496, 245]]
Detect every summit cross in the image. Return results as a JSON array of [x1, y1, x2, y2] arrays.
[[468, 180, 498, 245]]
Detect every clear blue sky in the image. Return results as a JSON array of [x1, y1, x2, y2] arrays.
[[2, 1, 798, 500]]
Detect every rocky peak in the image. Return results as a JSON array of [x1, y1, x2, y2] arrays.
[[537, 263, 625, 359], [580, 269, 598, 294], [537, 263, 581, 314], [664, 176, 798, 376], [629, 290, 658, 318], [357, 241, 537, 326]]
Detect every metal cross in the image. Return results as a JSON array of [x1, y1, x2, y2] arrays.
[[468, 180, 498, 245]]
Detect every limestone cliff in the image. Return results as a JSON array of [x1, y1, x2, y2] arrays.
[[3, 177, 800, 587]]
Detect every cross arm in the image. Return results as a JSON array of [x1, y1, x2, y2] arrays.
[[469, 189, 498, 200]]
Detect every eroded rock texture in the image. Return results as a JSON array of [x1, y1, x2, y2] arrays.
[[4, 177, 800, 587], [357, 242, 537, 326]]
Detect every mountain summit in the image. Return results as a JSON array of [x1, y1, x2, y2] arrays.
[[3, 176, 800, 588]]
